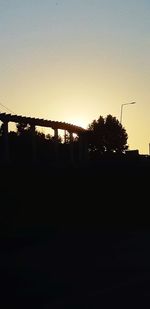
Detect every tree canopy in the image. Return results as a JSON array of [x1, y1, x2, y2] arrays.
[[88, 114, 128, 156]]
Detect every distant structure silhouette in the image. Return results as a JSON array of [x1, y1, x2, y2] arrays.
[[0, 112, 87, 164]]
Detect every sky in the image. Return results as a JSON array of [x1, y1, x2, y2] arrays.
[[0, 0, 150, 154]]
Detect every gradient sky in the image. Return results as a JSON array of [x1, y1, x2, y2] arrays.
[[0, 0, 150, 153]]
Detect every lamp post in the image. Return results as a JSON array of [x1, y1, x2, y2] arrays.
[[120, 102, 136, 124]]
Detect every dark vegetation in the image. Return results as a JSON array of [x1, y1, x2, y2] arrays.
[[0, 115, 150, 308], [0, 114, 128, 164]]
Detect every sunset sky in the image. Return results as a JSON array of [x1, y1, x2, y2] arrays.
[[0, 0, 150, 154]]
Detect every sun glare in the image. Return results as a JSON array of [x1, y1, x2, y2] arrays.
[[68, 118, 88, 129]]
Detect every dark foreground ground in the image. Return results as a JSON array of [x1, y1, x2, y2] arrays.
[[0, 157, 150, 308]]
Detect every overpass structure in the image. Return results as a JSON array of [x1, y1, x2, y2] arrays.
[[0, 112, 87, 164]]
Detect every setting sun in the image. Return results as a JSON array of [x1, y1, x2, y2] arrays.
[[68, 118, 88, 129]]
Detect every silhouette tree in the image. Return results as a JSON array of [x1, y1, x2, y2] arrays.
[[88, 114, 128, 156], [88, 116, 105, 155], [15, 123, 64, 162], [16, 123, 29, 135]]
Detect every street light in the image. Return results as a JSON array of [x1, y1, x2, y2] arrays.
[[120, 102, 136, 124]]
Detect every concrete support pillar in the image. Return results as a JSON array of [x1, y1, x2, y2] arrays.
[[69, 132, 74, 164], [64, 130, 67, 144], [70, 132, 73, 143], [2, 121, 9, 164], [54, 128, 58, 141], [78, 134, 83, 162], [30, 124, 37, 164], [54, 128, 59, 160]]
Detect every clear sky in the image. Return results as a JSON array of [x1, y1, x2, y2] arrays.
[[0, 0, 150, 154]]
